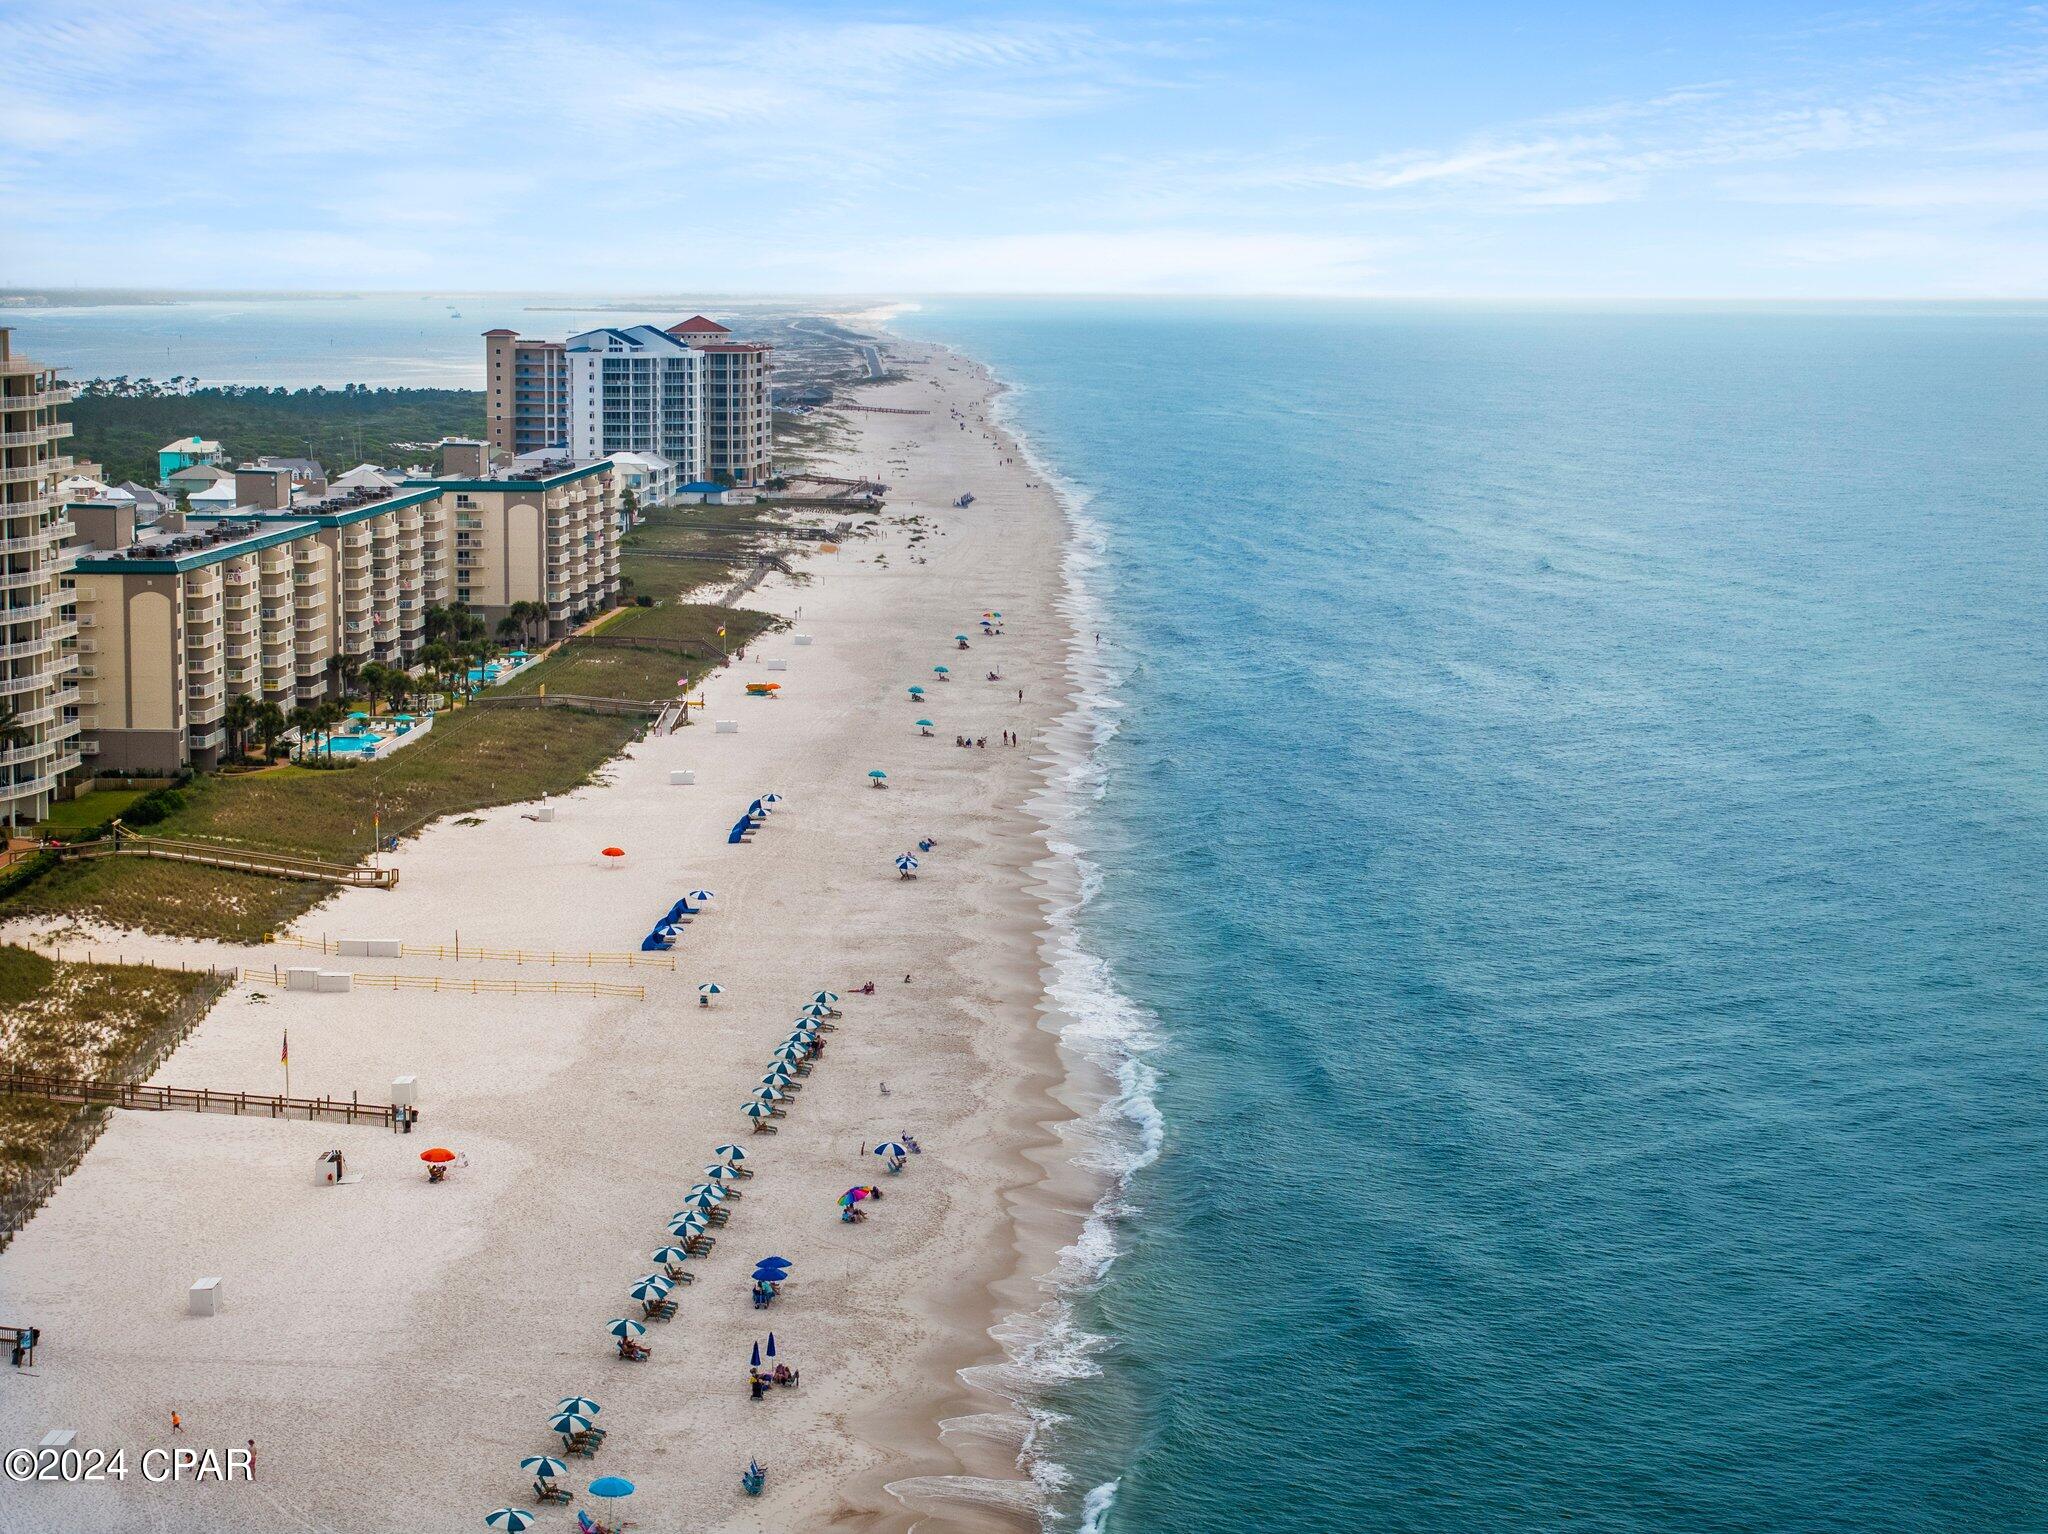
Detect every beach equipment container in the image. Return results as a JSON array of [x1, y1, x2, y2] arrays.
[[547, 1410, 593, 1436], [485, 1508, 536, 1531], [554, 1397, 600, 1418], [742, 1459, 766, 1495], [629, 1276, 672, 1302], [652, 1245, 694, 1267], [521, 1455, 569, 1479], [713, 1144, 747, 1161], [604, 1318, 646, 1340], [874, 1142, 908, 1159]]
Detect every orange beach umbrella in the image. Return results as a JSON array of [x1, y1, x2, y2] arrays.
[[420, 1148, 458, 1164]]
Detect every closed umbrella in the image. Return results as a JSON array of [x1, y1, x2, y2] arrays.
[[750, 1341, 761, 1368], [766, 1332, 778, 1362]]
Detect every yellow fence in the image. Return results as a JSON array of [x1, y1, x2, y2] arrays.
[[239, 966, 644, 1000], [266, 934, 673, 970]]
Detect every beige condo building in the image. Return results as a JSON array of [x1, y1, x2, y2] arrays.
[[424, 456, 620, 631], [0, 329, 84, 827]]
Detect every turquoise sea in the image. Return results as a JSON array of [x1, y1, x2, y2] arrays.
[[895, 300, 2048, 1533], [12, 296, 2047, 1531]]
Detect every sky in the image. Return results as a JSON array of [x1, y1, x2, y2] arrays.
[[1, 0, 2045, 297]]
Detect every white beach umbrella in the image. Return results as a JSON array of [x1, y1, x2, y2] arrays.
[[799, 1002, 832, 1018], [684, 1184, 727, 1208], [751, 1085, 786, 1104], [771, 1043, 808, 1064], [873, 1141, 909, 1159]]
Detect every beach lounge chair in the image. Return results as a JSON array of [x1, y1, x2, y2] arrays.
[[577, 1512, 616, 1534], [644, 1297, 679, 1321], [535, 1479, 572, 1505], [750, 1120, 778, 1135]]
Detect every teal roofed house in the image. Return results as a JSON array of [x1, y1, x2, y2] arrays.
[[158, 434, 223, 488]]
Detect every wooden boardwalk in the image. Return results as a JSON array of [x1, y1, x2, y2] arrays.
[[63, 827, 398, 889], [0, 1069, 402, 1127]]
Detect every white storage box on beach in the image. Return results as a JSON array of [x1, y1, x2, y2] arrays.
[[391, 1076, 417, 1107], [793, 634, 812, 646], [534, 806, 555, 823], [315, 971, 352, 994], [285, 967, 321, 993], [715, 720, 738, 734], [670, 770, 696, 786], [189, 1278, 221, 1316], [338, 938, 401, 958]]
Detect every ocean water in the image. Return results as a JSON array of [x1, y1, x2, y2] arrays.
[[895, 300, 2048, 1533]]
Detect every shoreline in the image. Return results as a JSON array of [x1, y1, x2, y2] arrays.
[[0, 334, 1123, 1533]]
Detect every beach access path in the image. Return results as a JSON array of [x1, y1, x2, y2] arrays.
[[0, 341, 1088, 1533]]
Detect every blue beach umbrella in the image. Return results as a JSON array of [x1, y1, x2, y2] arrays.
[[554, 1397, 600, 1418], [688, 889, 716, 902], [752, 1264, 790, 1282], [933, 665, 950, 675], [750, 1341, 761, 1368], [766, 1332, 778, 1361], [955, 633, 968, 642], [895, 854, 919, 872], [604, 1318, 646, 1340], [588, 1476, 635, 1511], [915, 718, 935, 728], [521, 1456, 570, 1479], [757, 1256, 791, 1267], [761, 793, 783, 806], [868, 768, 888, 780], [486, 1508, 536, 1531], [873, 1141, 908, 1159], [651, 1245, 694, 1267]]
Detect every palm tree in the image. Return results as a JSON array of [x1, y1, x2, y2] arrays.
[[0, 704, 30, 753], [224, 693, 260, 762], [253, 701, 286, 761]]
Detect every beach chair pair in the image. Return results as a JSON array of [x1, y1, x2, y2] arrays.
[[706, 1207, 732, 1227], [534, 1479, 572, 1505], [643, 1297, 679, 1322], [684, 1234, 716, 1256], [751, 1120, 779, 1135]]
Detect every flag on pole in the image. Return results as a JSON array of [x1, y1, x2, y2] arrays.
[[717, 624, 727, 640], [280, 1030, 289, 1065]]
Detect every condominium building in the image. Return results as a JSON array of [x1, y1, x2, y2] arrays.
[[416, 455, 620, 634], [0, 329, 84, 828], [565, 327, 704, 483], [68, 478, 453, 772], [485, 316, 773, 487], [668, 317, 774, 485], [484, 329, 569, 456]]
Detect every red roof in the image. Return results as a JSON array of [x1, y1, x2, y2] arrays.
[[482, 328, 518, 337], [667, 315, 731, 335]]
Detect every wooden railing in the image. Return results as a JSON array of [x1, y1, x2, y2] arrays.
[[268, 934, 674, 970], [0, 1069, 400, 1127], [62, 825, 399, 888], [240, 966, 645, 999]]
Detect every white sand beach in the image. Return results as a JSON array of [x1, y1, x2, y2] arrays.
[[0, 340, 1097, 1532]]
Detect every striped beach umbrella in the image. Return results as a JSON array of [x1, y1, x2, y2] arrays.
[[751, 1085, 786, 1104], [771, 1042, 808, 1064], [799, 1002, 831, 1017], [554, 1397, 600, 1418], [761, 1063, 795, 1082], [697, 982, 724, 997], [688, 889, 716, 902], [812, 991, 840, 1004], [628, 1275, 672, 1303], [486, 1508, 537, 1531], [684, 1184, 727, 1208], [703, 1161, 744, 1182], [762, 793, 783, 805], [873, 1141, 909, 1159], [547, 1410, 593, 1437], [895, 854, 919, 872], [712, 1144, 748, 1162], [521, 1455, 569, 1479], [604, 1318, 647, 1340], [741, 1102, 775, 1121], [651, 1245, 694, 1267], [667, 1210, 708, 1235]]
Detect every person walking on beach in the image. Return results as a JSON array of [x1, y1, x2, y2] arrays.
[[171, 1412, 184, 1434], [247, 1440, 258, 1474]]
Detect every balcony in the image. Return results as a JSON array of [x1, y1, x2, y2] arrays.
[[0, 422, 74, 449]]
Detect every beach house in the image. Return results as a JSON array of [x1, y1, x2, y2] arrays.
[[157, 434, 223, 488]]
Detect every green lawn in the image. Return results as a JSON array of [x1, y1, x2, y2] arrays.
[[499, 603, 778, 703], [35, 788, 146, 836]]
